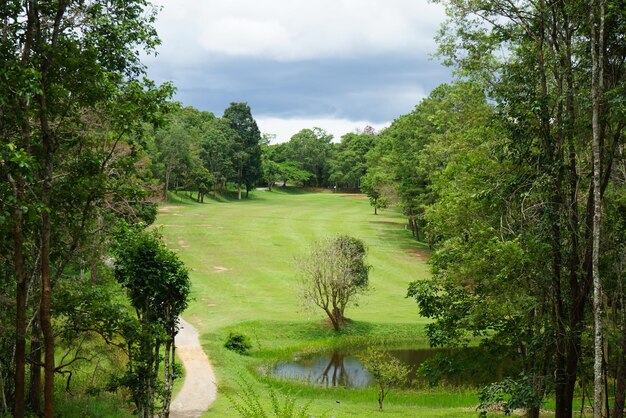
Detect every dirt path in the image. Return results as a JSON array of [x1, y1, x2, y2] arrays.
[[169, 318, 217, 418]]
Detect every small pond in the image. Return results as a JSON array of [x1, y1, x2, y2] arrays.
[[268, 347, 516, 388]]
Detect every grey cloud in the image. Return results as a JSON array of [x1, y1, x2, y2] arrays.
[[145, 53, 451, 122]]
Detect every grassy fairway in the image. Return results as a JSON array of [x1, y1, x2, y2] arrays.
[[156, 189, 482, 417]]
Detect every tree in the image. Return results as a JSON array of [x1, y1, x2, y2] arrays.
[[188, 166, 214, 202], [388, 1, 626, 416], [298, 235, 370, 331], [329, 131, 376, 190], [286, 128, 334, 187], [0, 2, 172, 416], [589, 0, 607, 415], [361, 172, 390, 215], [223, 103, 262, 199], [112, 224, 190, 418], [155, 120, 193, 197], [360, 349, 409, 411]]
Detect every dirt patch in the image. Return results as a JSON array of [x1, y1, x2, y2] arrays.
[[341, 194, 368, 199], [178, 240, 190, 248], [159, 206, 177, 212], [405, 247, 431, 261], [213, 266, 229, 273], [200, 297, 217, 308]]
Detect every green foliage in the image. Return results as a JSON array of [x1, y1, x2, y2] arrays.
[[224, 332, 253, 355], [225, 376, 313, 418], [477, 375, 544, 417], [111, 223, 190, 417], [224, 102, 263, 194], [285, 128, 334, 187], [329, 131, 376, 189], [360, 348, 410, 411], [298, 235, 370, 331]]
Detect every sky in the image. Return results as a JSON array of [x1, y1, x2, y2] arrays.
[[143, 0, 452, 143]]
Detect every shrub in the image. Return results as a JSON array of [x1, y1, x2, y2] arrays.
[[224, 332, 252, 355]]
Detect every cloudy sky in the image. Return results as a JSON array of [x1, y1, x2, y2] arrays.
[[143, 0, 452, 142]]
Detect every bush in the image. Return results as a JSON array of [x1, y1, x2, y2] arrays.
[[224, 332, 252, 355]]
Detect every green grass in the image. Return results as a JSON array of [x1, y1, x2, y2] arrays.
[[155, 189, 493, 417]]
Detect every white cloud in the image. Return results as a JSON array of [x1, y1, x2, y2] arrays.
[[149, 0, 446, 63], [256, 116, 389, 143]]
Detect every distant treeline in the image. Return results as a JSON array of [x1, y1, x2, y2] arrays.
[[148, 103, 378, 199]]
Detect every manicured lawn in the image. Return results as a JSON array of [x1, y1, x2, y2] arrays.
[[156, 189, 487, 417]]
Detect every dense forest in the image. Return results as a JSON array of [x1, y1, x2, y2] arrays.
[[1, 0, 625, 417]]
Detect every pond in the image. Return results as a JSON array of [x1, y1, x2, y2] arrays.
[[268, 347, 517, 388]]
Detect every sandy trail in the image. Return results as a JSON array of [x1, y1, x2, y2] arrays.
[[169, 318, 217, 418]]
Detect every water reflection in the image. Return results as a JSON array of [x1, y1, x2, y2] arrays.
[[272, 352, 373, 387], [269, 347, 516, 388]]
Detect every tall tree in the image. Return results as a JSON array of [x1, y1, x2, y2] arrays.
[[404, 1, 626, 416], [287, 128, 334, 187], [590, 1, 606, 415], [0, 1, 172, 416], [112, 224, 190, 418], [223, 103, 262, 199], [329, 131, 376, 190]]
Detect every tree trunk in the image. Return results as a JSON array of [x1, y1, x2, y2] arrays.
[[237, 163, 243, 200], [164, 166, 171, 199], [11, 173, 27, 418], [39, 32, 60, 412], [613, 259, 626, 418], [527, 406, 540, 418], [590, 1, 605, 416], [162, 336, 173, 418], [40, 143, 55, 418], [28, 317, 42, 415], [13, 10, 35, 411], [614, 322, 626, 418]]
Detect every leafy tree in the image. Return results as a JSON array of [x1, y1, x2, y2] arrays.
[[188, 166, 214, 203], [360, 349, 410, 411], [199, 117, 237, 195], [277, 161, 314, 187], [111, 224, 190, 418], [155, 120, 193, 197], [400, 1, 626, 416], [286, 128, 334, 187], [360, 172, 390, 215], [0, 2, 173, 415], [298, 235, 370, 331], [329, 131, 376, 190], [223, 103, 263, 199]]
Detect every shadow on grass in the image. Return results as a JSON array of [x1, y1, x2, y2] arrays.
[[370, 218, 431, 255], [165, 189, 267, 205], [269, 186, 325, 195], [164, 187, 328, 206]]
